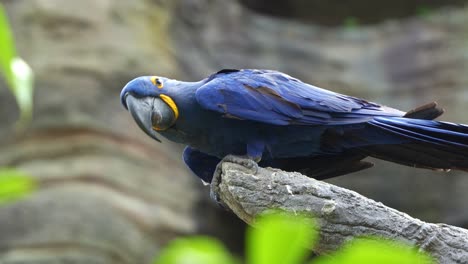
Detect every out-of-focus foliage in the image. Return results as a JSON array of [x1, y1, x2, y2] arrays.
[[0, 4, 36, 206], [247, 212, 317, 264], [155, 212, 434, 264], [0, 3, 34, 124], [312, 238, 434, 264], [416, 6, 433, 17], [155, 236, 238, 264], [0, 168, 36, 205], [343, 17, 360, 29]]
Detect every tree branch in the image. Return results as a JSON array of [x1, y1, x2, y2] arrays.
[[211, 161, 468, 263]]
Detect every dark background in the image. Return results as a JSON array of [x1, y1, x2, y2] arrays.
[[0, 0, 467, 262]]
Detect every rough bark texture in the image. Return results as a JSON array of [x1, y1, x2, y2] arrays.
[[213, 161, 468, 264]]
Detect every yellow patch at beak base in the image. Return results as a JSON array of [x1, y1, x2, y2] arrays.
[[159, 94, 179, 120]]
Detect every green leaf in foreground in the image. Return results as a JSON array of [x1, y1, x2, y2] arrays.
[[343, 17, 359, 29], [0, 4, 16, 86], [416, 6, 432, 18], [312, 238, 435, 264], [247, 212, 318, 264], [0, 4, 34, 124], [0, 168, 36, 204], [155, 236, 237, 264]]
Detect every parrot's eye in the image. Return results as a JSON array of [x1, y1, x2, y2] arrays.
[[150, 76, 164, 89]]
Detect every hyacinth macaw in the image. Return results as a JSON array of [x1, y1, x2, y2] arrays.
[[120, 69, 468, 183]]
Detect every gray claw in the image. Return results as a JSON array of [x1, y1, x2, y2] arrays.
[[222, 154, 259, 174], [209, 154, 260, 206]]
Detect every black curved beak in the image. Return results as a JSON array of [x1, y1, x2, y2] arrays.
[[125, 94, 162, 142]]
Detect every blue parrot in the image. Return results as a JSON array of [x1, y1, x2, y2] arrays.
[[120, 69, 468, 183]]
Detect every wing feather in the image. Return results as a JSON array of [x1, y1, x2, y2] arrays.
[[196, 69, 405, 125]]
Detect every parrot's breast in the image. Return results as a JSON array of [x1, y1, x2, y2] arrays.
[[159, 108, 329, 159]]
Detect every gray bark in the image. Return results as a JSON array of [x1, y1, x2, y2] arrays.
[[212, 161, 468, 264]]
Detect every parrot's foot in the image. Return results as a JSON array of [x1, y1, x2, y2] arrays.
[[249, 155, 262, 163], [247, 140, 264, 163], [210, 155, 259, 205], [222, 154, 260, 173]]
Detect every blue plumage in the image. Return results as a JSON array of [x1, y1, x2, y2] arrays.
[[121, 69, 468, 182], [196, 69, 404, 126]]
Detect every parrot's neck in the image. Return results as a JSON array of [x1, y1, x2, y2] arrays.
[[166, 80, 204, 106], [157, 80, 211, 144]]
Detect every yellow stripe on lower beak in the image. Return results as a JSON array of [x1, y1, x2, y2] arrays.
[[159, 94, 179, 120]]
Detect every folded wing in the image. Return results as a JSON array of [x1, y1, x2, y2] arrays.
[[196, 69, 405, 126]]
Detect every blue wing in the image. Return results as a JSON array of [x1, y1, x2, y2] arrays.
[[195, 69, 405, 125]]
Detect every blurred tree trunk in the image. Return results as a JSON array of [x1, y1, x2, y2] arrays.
[[0, 0, 468, 263], [0, 1, 243, 263]]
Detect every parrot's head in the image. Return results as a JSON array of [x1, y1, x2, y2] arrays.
[[120, 76, 180, 142]]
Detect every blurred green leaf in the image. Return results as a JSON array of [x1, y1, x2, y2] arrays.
[[312, 238, 435, 264], [155, 236, 237, 264], [0, 168, 36, 204], [343, 17, 359, 29], [0, 4, 16, 86], [0, 4, 34, 124], [247, 212, 317, 264], [416, 6, 432, 18]]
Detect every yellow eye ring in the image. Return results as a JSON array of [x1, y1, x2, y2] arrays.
[[150, 76, 164, 89]]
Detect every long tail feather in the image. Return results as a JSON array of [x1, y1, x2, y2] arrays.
[[360, 117, 468, 171]]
